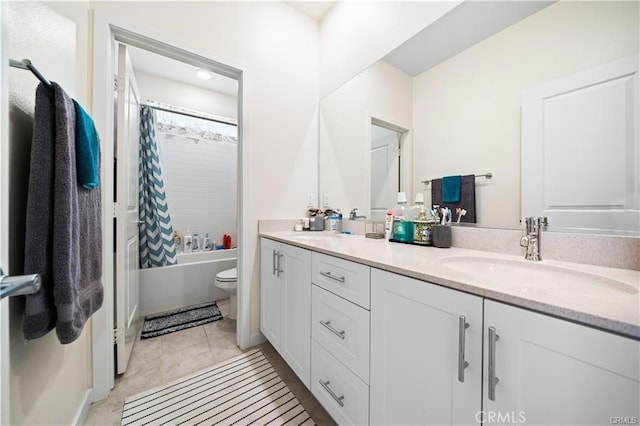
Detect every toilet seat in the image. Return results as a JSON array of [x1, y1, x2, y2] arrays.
[[215, 267, 237, 283]]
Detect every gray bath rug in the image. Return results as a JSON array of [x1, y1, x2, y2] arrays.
[[121, 349, 315, 426], [141, 302, 223, 339]]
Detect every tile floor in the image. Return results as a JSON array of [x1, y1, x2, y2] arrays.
[[84, 299, 336, 425]]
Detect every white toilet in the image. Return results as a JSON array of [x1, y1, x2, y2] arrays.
[[214, 267, 237, 320]]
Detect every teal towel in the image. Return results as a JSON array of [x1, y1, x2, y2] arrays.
[[72, 100, 100, 189], [442, 175, 461, 203]]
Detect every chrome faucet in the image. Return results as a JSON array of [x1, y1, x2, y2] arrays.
[[349, 208, 367, 220], [520, 216, 548, 261]]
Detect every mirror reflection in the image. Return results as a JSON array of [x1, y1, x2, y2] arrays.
[[319, 1, 639, 235]]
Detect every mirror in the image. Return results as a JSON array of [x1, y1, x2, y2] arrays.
[[319, 1, 639, 235]]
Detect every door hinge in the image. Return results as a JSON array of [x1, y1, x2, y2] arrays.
[[113, 327, 124, 345], [113, 203, 124, 218], [114, 75, 124, 93]]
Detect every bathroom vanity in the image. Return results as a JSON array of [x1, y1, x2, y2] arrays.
[[259, 232, 639, 425]]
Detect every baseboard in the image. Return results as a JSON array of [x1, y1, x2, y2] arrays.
[[248, 332, 266, 348], [72, 389, 93, 426]]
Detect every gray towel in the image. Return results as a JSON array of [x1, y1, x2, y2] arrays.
[[431, 174, 477, 223], [23, 82, 103, 344]]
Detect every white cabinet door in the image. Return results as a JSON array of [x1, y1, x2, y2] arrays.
[[370, 269, 483, 426], [280, 243, 312, 388], [484, 300, 640, 425], [260, 238, 282, 350]]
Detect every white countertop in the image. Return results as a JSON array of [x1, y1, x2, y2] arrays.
[[260, 231, 640, 340]]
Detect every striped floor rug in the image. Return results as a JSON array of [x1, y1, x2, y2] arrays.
[[121, 349, 315, 426]]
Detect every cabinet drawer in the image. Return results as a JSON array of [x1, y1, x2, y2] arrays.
[[312, 285, 370, 383], [312, 252, 370, 309], [311, 340, 370, 426]]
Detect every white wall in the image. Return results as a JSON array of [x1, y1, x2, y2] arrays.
[[157, 132, 238, 249], [89, 1, 320, 346], [136, 72, 237, 120], [5, 2, 92, 424], [413, 1, 640, 228], [319, 60, 412, 215], [319, 0, 460, 98]]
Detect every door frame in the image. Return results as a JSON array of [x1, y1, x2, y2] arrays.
[[90, 12, 247, 401], [366, 114, 412, 219]]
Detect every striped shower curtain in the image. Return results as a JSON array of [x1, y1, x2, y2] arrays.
[[138, 106, 177, 268]]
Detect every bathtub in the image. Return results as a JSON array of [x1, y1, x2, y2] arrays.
[[139, 249, 237, 316]]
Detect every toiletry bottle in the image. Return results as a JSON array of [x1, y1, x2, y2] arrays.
[[192, 233, 200, 251], [183, 229, 193, 253], [202, 233, 211, 251], [412, 193, 432, 245], [385, 210, 393, 240], [392, 192, 413, 243]]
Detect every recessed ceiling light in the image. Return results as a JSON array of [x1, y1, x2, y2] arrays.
[[196, 69, 211, 80]]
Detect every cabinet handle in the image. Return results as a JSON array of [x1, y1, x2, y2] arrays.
[[272, 250, 278, 275], [488, 326, 500, 401], [319, 320, 346, 339], [458, 315, 470, 383], [276, 253, 284, 277], [319, 271, 345, 283], [319, 380, 345, 407]]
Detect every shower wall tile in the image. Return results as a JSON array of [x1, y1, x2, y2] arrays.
[[157, 132, 237, 247]]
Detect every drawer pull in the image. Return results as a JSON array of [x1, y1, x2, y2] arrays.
[[458, 315, 470, 383], [319, 380, 345, 407], [319, 320, 346, 339], [488, 326, 500, 401], [320, 271, 346, 283]]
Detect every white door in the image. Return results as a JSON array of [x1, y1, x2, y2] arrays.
[[280, 244, 311, 388], [522, 55, 639, 233], [114, 43, 142, 374], [370, 124, 400, 222], [260, 238, 282, 351], [0, 3, 9, 421], [484, 300, 639, 425], [370, 269, 483, 425]]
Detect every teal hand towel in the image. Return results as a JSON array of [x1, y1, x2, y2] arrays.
[[72, 100, 100, 189], [442, 175, 462, 203]]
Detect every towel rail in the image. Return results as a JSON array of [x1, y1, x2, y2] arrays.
[[9, 58, 53, 89], [421, 172, 492, 186], [0, 268, 41, 299]]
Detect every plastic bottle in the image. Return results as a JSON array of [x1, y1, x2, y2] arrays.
[[202, 233, 211, 251], [392, 192, 413, 242], [384, 210, 394, 240], [412, 193, 431, 245], [192, 233, 200, 251], [183, 229, 193, 253]]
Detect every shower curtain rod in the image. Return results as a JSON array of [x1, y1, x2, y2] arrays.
[[144, 102, 237, 127], [10, 58, 53, 89]]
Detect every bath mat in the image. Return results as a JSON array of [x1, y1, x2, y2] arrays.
[[121, 349, 315, 426], [141, 302, 223, 339]]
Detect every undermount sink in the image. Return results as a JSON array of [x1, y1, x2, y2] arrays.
[[440, 256, 638, 295]]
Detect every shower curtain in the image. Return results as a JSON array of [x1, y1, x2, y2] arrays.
[[138, 106, 177, 268]]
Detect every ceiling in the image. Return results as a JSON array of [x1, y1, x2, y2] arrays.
[[384, 1, 555, 76], [126, 45, 238, 97], [286, 1, 335, 21]]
